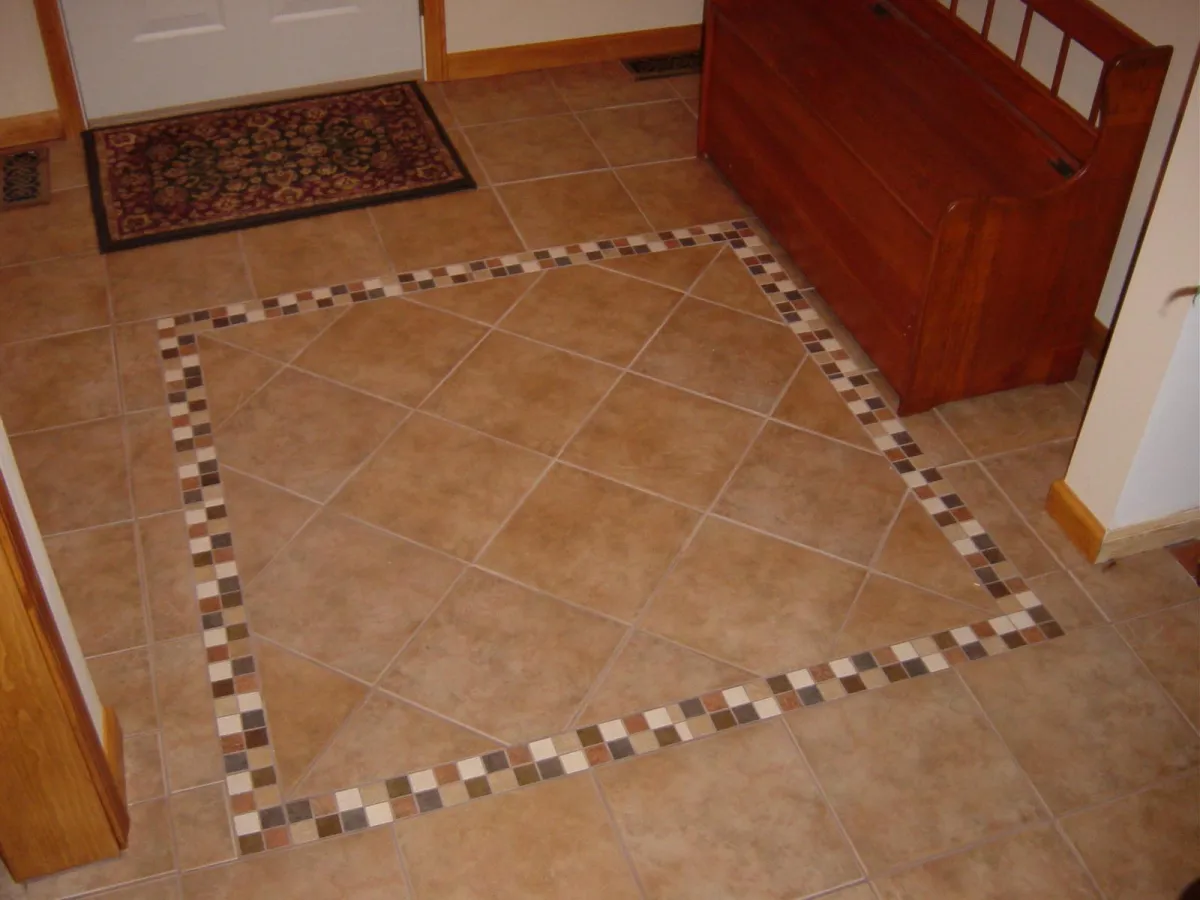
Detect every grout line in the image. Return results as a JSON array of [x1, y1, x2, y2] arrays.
[[587, 771, 650, 900]]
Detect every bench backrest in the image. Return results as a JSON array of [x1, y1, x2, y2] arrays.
[[888, 0, 1155, 161]]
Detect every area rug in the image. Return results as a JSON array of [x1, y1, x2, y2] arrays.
[[82, 81, 474, 252]]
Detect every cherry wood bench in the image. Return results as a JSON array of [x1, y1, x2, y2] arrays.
[[698, 0, 1171, 413]]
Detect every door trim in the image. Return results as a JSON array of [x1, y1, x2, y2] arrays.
[[31, 0, 85, 135], [423, 0, 450, 81]]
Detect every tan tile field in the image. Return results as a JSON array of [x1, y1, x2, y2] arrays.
[[1, 64, 1197, 899]]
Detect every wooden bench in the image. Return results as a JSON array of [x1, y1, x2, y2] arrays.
[[698, 0, 1172, 413]]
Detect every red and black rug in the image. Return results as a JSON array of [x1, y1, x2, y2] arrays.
[[83, 82, 474, 253]]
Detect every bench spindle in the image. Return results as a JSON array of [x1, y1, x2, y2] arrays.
[[980, 0, 997, 40], [1015, 3, 1034, 65], [1051, 32, 1071, 96]]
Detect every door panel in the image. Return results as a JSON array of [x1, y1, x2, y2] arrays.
[[62, 0, 423, 121]]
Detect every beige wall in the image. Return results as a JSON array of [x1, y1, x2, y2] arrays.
[[0, 0, 57, 118], [444, 0, 703, 53], [1065, 56, 1199, 530]]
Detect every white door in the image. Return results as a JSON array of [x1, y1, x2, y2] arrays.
[[61, 0, 424, 121]]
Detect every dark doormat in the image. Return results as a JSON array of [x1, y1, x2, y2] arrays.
[[621, 50, 703, 80], [83, 81, 474, 253]]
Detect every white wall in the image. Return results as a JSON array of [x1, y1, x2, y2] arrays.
[[1113, 303, 1200, 527], [0, 0, 57, 118], [0, 419, 105, 736], [1066, 60, 1199, 530], [444, 0, 703, 53]]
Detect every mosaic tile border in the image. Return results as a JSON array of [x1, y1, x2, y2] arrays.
[[153, 219, 1062, 856]]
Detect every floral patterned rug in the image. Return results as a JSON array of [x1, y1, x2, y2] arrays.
[[83, 82, 474, 253]]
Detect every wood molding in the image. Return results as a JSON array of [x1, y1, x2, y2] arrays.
[[1046, 478, 1105, 563], [1097, 507, 1200, 563], [0, 110, 64, 150], [423, 0, 449, 82], [0, 477, 128, 880], [32, 0, 84, 135], [102, 706, 126, 808], [444, 24, 702, 81], [1085, 315, 1110, 359]]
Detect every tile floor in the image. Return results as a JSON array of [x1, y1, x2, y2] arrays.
[[0, 64, 1196, 899]]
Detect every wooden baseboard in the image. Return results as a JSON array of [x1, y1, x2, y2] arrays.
[[1046, 478, 1105, 562], [1047, 477, 1200, 563], [0, 110, 64, 150], [1085, 315, 1110, 359], [444, 24, 702, 81]]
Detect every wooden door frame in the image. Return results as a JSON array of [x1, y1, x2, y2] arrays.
[[423, 0, 450, 81], [33, 0, 84, 135]]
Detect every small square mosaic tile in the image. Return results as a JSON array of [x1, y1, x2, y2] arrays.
[[148, 216, 1063, 857]]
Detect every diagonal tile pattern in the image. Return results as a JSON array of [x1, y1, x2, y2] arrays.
[[6, 68, 1192, 900]]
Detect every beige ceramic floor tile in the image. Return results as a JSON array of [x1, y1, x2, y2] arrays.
[[215, 368, 404, 501], [0, 187, 97, 267], [1118, 602, 1199, 728], [669, 73, 702, 101], [595, 243, 721, 290], [204, 307, 344, 363], [182, 828, 406, 899], [440, 71, 568, 125], [578, 100, 698, 166], [45, 523, 144, 656], [465, 115, 606, 182], [598, 721, 862, 900], [774, 359, 876, 450], [937, 384, 1083, 458], [48, 137, 88, 190], [423, 331, 616, 454], [578, 630, 751, 724], [372, 189, 524, 272], [833, 574, 995, 658], [382, 569, 625, 741], [872, 826, 1097, 900], [497, 171, 651, 248], [154, 636, 226, 790], [645, 517, 865, 674], [0, 255, 109, 344], [24, 801, 173, 900], [90, 880, 181, 900], [563, 373, 761, 508], [691, 246, 783, 321], [413, 272, 537, 324], [333, 413, 546, 560], [108, 233, 252, 322], [938, 461, 1058, 579], [549, 62, 677, 111], [500, 264, 679, 366], [0, 328, 119, 432], [115, 321, 168, 412], [138, 512, 200, 642], [193, 337, 281, 427], [481, 464, 697, 620], [254, 639, 368, 793], [895, 408, 973, 468], [219, 467, 317, 586], [617, 159, 748, 230], [241, 210, 389, 297], [88, 647, 158, 734], [790, 671, 1046, 872], [873, 495, 994, 608], [717, 422, 905, 564], [294, 299, 485, 406], [960, 626, 1199, 814], [1062, 771, 1200, 900], [126, 408, 183, 516], [634, 297, 803, 413], [397, 775, 640, 900], [247, 512, 462, 681], [11, 417, 131, 534], [124, 732, 165, 804], [823, 887, 878, 900], [1024, 571, 1104, 631], [294, 692, 501, 797], [171, 784, 236, 871]]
